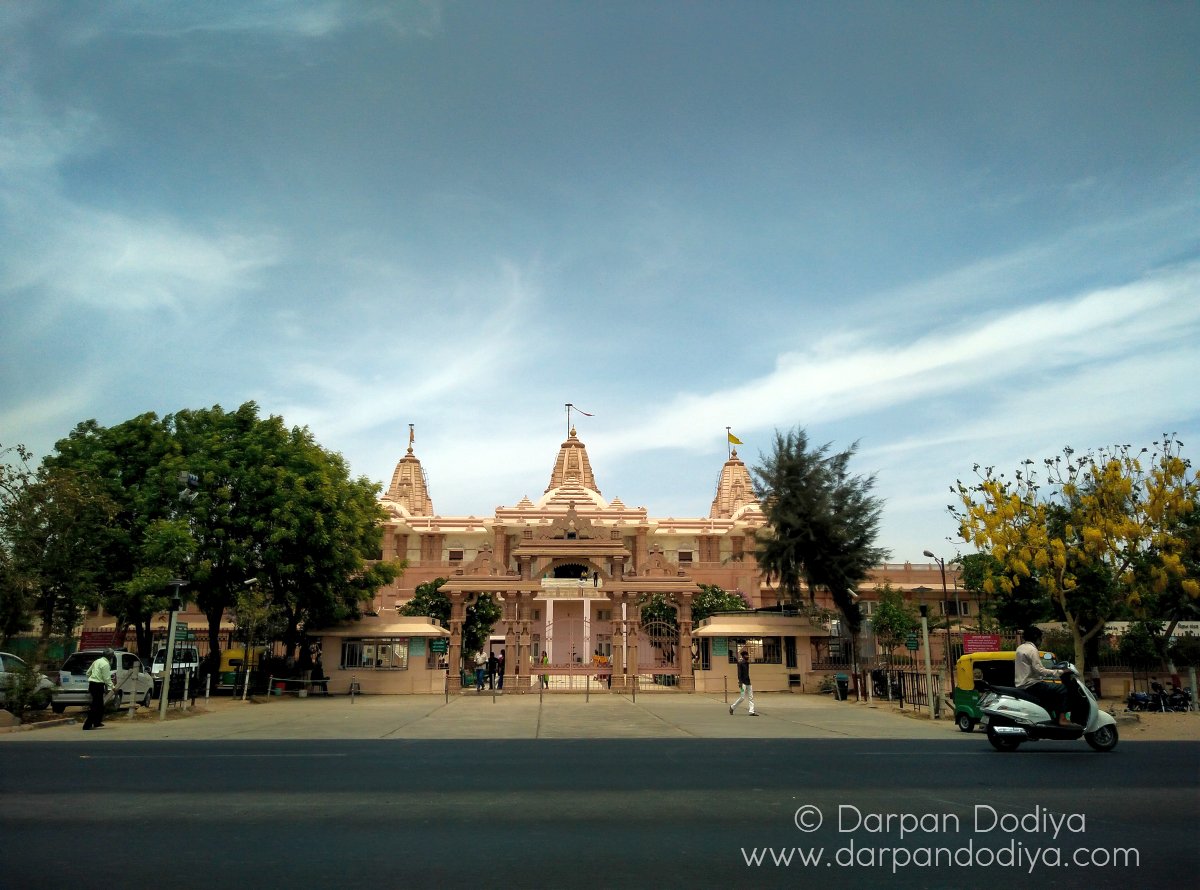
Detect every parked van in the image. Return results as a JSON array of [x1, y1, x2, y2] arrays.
[[953, 649, 1056, 732], [150, 646, 201, 678]]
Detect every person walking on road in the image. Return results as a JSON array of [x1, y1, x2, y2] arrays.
[[83, 648, 116, 730], [487, 650, 498, 690], [496, 650, 505, 690], [729, 649, 758, 716]]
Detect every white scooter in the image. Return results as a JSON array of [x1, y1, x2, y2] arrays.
[[979, 662, 1118, 752]]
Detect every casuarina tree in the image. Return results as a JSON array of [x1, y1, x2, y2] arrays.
[[752, 428, 888, 638]]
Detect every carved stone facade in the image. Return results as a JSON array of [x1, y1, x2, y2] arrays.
[[375, 427, 964, 692]]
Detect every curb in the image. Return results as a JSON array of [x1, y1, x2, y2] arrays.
[[0, 716, 77, 734]]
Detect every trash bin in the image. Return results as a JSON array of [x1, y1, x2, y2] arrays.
[[835, 674, 849, 701]]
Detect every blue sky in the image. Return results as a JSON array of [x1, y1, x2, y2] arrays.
[[2, 1, 1197, 562]]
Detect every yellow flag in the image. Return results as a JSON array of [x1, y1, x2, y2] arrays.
[[727, 431, 743, 445]]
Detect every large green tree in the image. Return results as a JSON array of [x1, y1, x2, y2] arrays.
[[168, 403, 402, 665], [46, 402, 401, 664], [0, 443, 36, 645], [1, 448, 117, 647], [753, 428, 889, 639], [47, 414, 184, 655]]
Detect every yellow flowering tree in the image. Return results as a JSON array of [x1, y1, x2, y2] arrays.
[[951, 436, 1198, 670]]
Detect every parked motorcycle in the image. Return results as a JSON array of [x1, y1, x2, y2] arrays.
[[1167, 687, 1193, 711], [979, 662, 1118, 752], [1126, 689, 1154, 712]]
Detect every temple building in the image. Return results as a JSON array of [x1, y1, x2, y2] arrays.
[[352, 427, 966, 693]]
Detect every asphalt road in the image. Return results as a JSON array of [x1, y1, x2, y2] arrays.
[[3, 739, 1196, 889]]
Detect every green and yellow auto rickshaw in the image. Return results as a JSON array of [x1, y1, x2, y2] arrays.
[[953, 649, 1056, 732]]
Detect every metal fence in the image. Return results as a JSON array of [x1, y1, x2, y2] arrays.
[[869, 668, 941, 710]]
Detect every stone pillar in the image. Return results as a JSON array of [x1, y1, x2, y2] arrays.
[[678, 591, 695, 691], [448, 618, 464, 692], [608, 593, 624, 689], [545, 597, 555, 663], [627, 595, 640, 684], [502, 592, 516, 691], [514, 593, 530, 694], [583, 597, 592, 662]]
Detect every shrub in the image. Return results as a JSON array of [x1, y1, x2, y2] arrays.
[[1, 661, 51, 718]]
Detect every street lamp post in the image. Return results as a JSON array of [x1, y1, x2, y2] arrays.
[[924, 550, 955, 681], [240, 578, 258, 702]]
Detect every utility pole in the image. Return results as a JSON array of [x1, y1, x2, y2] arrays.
[[919, 605, 935, 719]]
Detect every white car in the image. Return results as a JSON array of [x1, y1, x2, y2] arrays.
[[149, 646, 201, 678], [0, 652, 55, 711], [52, 649, 154, 713]]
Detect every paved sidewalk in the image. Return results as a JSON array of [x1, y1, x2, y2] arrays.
[[3, 691, 969, 741]]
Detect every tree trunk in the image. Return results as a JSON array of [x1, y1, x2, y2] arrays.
[[204, 608, 224, 676], [134, 618, 153, 658]]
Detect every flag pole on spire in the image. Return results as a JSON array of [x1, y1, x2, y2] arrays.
[[565, 403, 593, 436], [408, 423, 415, 454], [726, 427, 743, 458]]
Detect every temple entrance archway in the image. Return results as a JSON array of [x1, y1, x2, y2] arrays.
[[636, 617, 681, 689]]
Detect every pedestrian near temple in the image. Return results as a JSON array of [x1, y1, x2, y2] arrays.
[[474, 650, 487, 691], [729, 649, 758, 716]]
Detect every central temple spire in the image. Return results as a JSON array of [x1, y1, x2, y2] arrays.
[[545, 428, 601, 494], [710, 447, 758, 519]]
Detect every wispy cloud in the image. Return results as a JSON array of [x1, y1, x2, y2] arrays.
[[595, 261, 1200, 456], [63, 1, 443, 43], [0, 68, 283, 314], [1, 197, 283, 312], [268, 259, 547, 442]]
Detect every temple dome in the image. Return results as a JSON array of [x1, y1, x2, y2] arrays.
[[709, 448, 759, 519], [545, 427, 600, 494], [383, 441, 434, 516]]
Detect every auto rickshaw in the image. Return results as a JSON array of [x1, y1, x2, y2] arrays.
[[216, 645, 267, 693], [953, 649, 1056, 732]]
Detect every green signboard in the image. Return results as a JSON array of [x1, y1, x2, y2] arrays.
[[906, 633, 919, 651], [409, 637, 426, 657], [712, 637, 729, 657], [429, 638, 448, 654]]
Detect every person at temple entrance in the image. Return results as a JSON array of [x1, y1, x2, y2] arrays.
[[474, 650, 487, 691]]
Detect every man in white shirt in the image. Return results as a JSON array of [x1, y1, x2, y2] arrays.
[[1015, 628, 1071, 727], [83, 648, 116, 731], [474, 650, 487, 691]]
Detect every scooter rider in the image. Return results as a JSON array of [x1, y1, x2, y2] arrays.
[[1016, 627, 1072, 727]]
